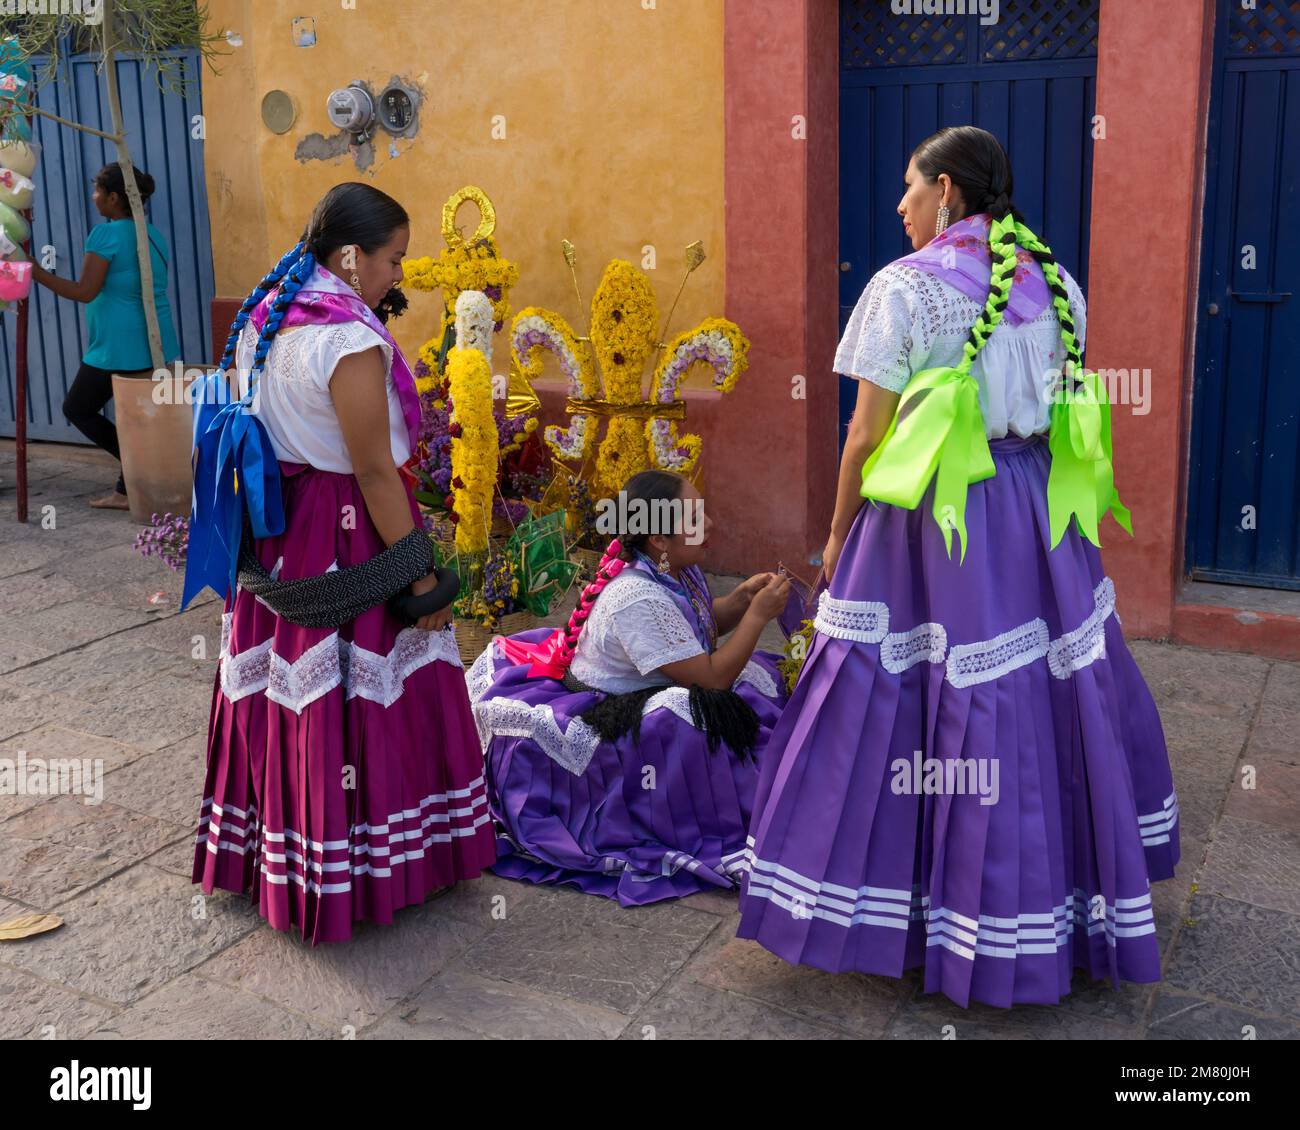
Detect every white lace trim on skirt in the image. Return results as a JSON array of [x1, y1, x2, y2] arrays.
[[466, 642, 780, 776], [814, 578, 1117, 689], [218, 614, 464, 714]]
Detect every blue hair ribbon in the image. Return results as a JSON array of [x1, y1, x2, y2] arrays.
[[180, 245, 309, 607]]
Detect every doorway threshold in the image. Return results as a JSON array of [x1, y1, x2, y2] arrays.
[[1172, 581, 1300, 661]]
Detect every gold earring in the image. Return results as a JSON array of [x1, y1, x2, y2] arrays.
[[349, 272, 362, 295], [657, 549, 670, 573], [935, 203, 951, 236]]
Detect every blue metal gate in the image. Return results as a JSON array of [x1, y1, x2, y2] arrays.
[[838, 0, 1100, 438], [1187, 0, 1300, 591], [0, 47, 214, 444]]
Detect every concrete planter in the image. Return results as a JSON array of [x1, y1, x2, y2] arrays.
[[113, 367, 204, 525]]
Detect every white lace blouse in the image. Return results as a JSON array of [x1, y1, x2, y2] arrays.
[[568, 570, 706, 694], [235, 320, 411, 473], [834, 262, 1087, 438]]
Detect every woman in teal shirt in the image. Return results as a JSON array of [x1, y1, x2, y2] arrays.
[[32, 163, 180, 509]]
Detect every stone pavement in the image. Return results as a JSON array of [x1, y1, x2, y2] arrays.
[[1, 442, 1297, 1041]]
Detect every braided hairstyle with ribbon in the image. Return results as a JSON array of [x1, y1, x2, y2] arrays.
[[555, 469, 688, 673], [864, 126, 1129, 553], [217, 183, 410, 392]]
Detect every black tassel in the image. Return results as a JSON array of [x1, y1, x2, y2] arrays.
[[579, 687, 662, 746], [577, 683, 760, 762], [687, 686, 760, 762]]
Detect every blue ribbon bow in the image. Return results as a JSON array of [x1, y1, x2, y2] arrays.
[[180, 371, 285, 608]]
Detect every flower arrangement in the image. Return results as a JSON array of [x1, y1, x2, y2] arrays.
[[134, 512, 189, 571], [512, 308, 597, 461], [647, 317, 750, 476], [446, 293, 500, 555], [509, 241, 750, 505], [403, 186, 520, 381]]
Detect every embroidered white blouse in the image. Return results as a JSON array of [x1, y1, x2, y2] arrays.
[[235, 319, 412, 473], [568, 570, 706, 694], [834, 262, 1088, 439]]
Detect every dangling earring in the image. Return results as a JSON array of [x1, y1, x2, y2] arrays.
[[935, 202, 950, 237], [349, 272, 362, 295], [658, 549, 671, 573]]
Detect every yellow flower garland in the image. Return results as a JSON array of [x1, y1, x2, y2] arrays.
[[589, 260, 657, 402], [447, 345, 498, 555]]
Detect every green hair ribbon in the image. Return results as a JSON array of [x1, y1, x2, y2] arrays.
[[859, 213, 1131, 558]]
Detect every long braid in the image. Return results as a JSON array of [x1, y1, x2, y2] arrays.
[[1011, 220, 1083, 375], [957, 212, 1019, 376], [216, 242, 306, 373], [248, 251, 317, 388], [555, 538, 627, 671]]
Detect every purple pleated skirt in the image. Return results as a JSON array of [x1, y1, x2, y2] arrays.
[[467, 635, 789, 905], [736, 435, 1179, 1008], [192, 464, 497, 944]]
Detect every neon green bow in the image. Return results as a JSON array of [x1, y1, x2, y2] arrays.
[[859, 213, 1132, 559], [1046, 366, 1132, 548]]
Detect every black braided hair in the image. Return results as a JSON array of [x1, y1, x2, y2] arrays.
[[216, 242, 305, 373], [248, 253, 317, 379], [561, 469, 688, 660], [912, 125, 1023, 224]]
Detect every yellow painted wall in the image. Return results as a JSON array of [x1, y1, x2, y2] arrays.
[[202, 0, 725, 365]]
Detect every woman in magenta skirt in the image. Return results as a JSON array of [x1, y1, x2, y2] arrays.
[[183, 183, 495, 942]]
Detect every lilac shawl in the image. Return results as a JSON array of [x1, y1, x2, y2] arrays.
[[897, 212, 1050, 326]]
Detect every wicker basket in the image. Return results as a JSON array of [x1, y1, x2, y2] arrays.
[[454, 609, 538, 666], [570, 546, 603, 582]]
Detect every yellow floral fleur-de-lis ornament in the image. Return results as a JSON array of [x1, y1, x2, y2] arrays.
[[510, 243, 749, 500]]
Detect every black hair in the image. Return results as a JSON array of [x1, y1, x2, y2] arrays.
[[911, 126, 1023, 224], [616, 469, 687, 560], [94, 164, 155, 215], [216, 182, 410, 377]]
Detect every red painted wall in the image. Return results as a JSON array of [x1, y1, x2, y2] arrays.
[[1087, 0, 1215, 636], [714, 0, 840, 577]]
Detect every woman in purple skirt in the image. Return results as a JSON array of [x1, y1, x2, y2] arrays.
[[184, 184, 496, 943], [468, 470, 792, 905], [736, 127, 1179, 1007]]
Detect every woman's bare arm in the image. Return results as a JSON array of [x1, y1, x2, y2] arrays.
[[331, 346, 448, 630], [331, 347, 417, 547], [30, 252, 110, 305], [823, 378, 899, 581]]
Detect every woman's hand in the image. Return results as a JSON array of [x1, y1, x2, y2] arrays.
[[821, 531, 845, 584], [410, 572, 453, 632], [736, 572, 776, 604], [746, 574, 792, 622]]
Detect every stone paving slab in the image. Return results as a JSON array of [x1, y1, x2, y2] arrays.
[[0, 963, 120, 1041], [0, 795, 189, 907], [456, 884, 720, 1016], [2, 444, 1299, 1039], [1146, 989, 1300, 1041], [90, 972, 337, 1041], [370, 968, 630, 1040], [200, 901, 490, 1029], [1163, 895, 1300, 1021], [0, 863, 262, 1006]]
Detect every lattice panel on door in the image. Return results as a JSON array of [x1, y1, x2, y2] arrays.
[[841, 3, 967, 68], [1227, 0, 1300, 58], [982, 0, 1100, 61]]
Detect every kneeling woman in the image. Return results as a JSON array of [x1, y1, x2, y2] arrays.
[[469, 471, 791, 904]]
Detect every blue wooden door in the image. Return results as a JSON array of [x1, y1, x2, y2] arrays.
[[0, 47, 214, 443], [838, 0, 1100, 440], [1187, 0, 1300, 591]]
